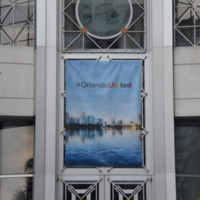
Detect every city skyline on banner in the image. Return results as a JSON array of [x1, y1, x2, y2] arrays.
[[65, 111, 142, 127]]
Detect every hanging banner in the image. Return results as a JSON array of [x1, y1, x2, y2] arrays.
[[65, 60, 142, 167]]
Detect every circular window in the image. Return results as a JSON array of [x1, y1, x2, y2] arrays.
[[76, 0, 133, 40]]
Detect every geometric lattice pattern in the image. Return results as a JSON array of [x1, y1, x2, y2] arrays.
[[174, 0, 200, 46], [63, 0, 146, 52], [110, 180, 147, 200], [0, 0, 34, 46], [63, 180, 100, 200]]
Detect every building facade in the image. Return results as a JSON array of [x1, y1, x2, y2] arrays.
[[0, 0, 200, 200]]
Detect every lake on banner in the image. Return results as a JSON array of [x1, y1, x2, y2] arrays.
[[65, 127, 142, 167]]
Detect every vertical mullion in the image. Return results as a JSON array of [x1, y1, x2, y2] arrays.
[[95, 185, 97, 200], [82, 33, 84, 51], [28, 0, 30, 46], [142, 136, 145, 168], [174, 0, 176, 46], [33, 0, 35, 48], [143, 185, 145, 200], [134, 193, 138, 200], [0, 3, 1, 45], [119, 194, 123, 200], [71, 194, 76, 200], [65, 184, 67, 200], [194, 7, 196, 44], [141, 60, 144, 127], [63, 0, 65, 51], [86, 194, 91, 200], [124, 34, 126, 49], [13, 4, 15, 45], [142, 59, 145, 127], [145, 0, 146, 50]]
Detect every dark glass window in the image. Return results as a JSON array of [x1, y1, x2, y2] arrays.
[[175, 119, 200, 200], [0, 118, 34, 200], [174, 0, 200, 47], [63, 0, 146, 52], [0, 0, 35, 46]]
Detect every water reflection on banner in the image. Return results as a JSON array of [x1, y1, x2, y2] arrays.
[[65, 127, 142, 167]]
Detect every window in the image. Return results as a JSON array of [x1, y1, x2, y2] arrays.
[[0, 118, 34, 200], [174, 0, 200, 47], [0, 0, 35, 46], [175, 119, 200, 200], [63, 0, 146, 52]]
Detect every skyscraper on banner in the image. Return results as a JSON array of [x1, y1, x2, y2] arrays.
[[88, 115, 95, 125], [107, 118, 115, 125], [79, 112, 87, 125]]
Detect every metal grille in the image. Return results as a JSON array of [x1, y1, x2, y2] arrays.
[[0, 0, 35, 46], [110, 180, 147, 200], [63, 0, 146, 52], [174, 0, 200, 46], [63, 180, 100, 200]]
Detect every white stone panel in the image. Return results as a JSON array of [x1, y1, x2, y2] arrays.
[[164, 47, 175, 174], [152, 47, 166, 174], [46, 0, 56, 47], [163, 0, 173, 46], [154, 173, 167, 200], [0, 98, 34, 116], [44, 173, 56, 200], [166, 173, 177, 200], [45, 47, 56, 174], [0, 64, 34, 98], [174, 47, 200, 65], [0, 46, 34, 64], [175, 99, 200, 116], [34, 173, 45, 200], [37, 0, 46, 46], [152, 0, 163, 47], [174, 65, 200, 99]]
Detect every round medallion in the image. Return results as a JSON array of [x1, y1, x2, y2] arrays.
[[76, 0, 133, 39]]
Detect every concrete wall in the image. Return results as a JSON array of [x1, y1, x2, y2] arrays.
[[151, 0, 176, 200], [33, 0, 57, 200], [174, 47, 200, 117], [0, 46, 35, 116]]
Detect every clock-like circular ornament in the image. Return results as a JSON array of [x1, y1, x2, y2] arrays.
[[76, 0, 133, 40]]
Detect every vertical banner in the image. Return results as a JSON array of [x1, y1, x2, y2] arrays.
[[65, 60, 142, 167]]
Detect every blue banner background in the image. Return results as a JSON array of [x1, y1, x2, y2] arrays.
[[65, 60, 142, 167]]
